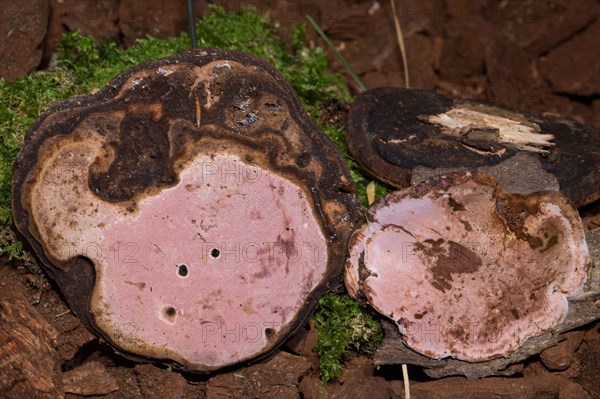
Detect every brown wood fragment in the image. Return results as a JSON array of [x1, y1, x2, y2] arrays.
[[62, 361, 119, 396], [347, 88, 600, 207], [0, 294, 63, 399]]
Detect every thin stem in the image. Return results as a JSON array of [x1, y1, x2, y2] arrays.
[[187, 0, 198, 48], [402, 363, 411, 399], [390, 0, 410, 88], [306, 16, 367, 92]]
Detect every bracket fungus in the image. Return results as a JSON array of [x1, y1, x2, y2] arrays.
[[347, 87, 600, 207], [345, 171, 591, 364], [12, 48, 361, 372]]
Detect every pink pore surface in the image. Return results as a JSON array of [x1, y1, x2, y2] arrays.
[[32, 144, 327, 369], [345, 178, 589, 361]]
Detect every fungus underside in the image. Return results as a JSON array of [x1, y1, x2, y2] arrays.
[[0, 5, 386, 382]]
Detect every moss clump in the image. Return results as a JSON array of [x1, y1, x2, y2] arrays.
[[313, 294, 384, 385], [0, 68, 80, 224], [322, 125, 391, 206], [0, 225, 24, 259]]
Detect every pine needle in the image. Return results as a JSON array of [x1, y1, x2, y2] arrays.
[[402, 363, 411, 399], [306, 16, 368, 92], [390, 0, 410, 88]]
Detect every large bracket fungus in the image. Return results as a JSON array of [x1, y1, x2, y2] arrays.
[[347, 88, 600, 207], [12, 48, 362, 371], [345, 172, 594, 376]]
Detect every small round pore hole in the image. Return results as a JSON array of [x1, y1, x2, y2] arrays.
[[177, 264, 188, 277]]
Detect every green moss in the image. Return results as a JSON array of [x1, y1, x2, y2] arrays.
[[0, 68, 80, 224], [196, 5, 287, 67], [313, 294, 384, 385], [322, 125, 391, 207], [0, 225, 24, 259], [58, 35, 181, 92]]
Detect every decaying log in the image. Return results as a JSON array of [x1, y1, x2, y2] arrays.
[[347, 87, 600, 207]]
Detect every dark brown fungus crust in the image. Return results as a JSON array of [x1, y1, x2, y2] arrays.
[[345, 171, 590, 364], [12, 48, 362, 372], [347, 87, 600, 207]]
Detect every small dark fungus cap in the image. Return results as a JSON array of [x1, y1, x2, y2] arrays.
[[12, 48, 362, 372], [347, 87, 600, 207], [345, 171, 589, 361]]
